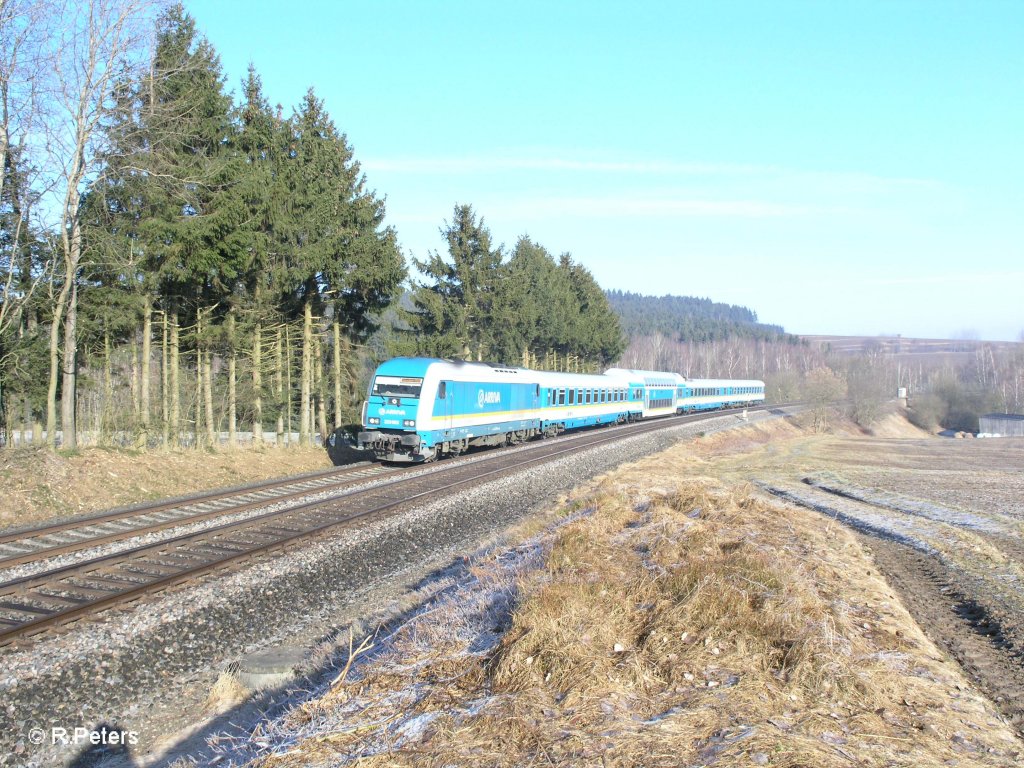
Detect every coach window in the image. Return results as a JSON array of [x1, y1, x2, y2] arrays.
[[568, 389, 575, 405], [586, 390, 591, 404]]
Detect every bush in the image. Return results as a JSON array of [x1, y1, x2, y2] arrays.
[[907, 393, 943, 431]]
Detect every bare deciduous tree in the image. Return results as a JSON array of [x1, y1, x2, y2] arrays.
[[0, 0, 49, 345], [36, 0, 163, 448]]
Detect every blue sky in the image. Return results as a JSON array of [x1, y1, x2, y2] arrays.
[[186, 0, 1023, 341]]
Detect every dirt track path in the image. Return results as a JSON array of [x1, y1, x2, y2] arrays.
[[860, 534, 1024, 734], [692, 424, 1024, 738]]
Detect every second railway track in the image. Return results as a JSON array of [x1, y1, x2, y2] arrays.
[[0, 405, 788, 647], [0, 462, 397, 572]]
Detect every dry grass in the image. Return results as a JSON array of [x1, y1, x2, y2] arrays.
[[204, 670, 251, 716], [0, 444, 332, 530], [240, 453, 1023, 767]]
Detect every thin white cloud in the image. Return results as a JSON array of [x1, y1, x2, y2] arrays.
[[856, 271, 1024, 288], [363, 153, 943, 194], [363, 156, 761, 175], [493, 196, 811, 218]]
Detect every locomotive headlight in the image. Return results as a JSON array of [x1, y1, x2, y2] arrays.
[[403, 420, 415, 427], [368, 417, 380, 425]]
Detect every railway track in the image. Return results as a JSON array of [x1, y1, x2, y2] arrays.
[[0, 462, 396, 571], [0, 404, 786, 647]]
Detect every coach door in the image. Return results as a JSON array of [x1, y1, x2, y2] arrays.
[[439, 381, 453, 433]]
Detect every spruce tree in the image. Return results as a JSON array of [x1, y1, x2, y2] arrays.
[[404, 204, 502, 361], [559, 254, 625, 368], [137, 5, 246, 445], [280, 88, 404, 441]]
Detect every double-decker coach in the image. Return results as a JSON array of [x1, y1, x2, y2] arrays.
[[605, 368, 687, 419]]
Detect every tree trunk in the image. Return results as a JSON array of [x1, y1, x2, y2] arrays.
[[195, 315, 204, 449], [170, 311, 180, 447], [19, 398, 28, 447], [332, 316, 343, 429], [140, 295, 152, 445], [102, 328, 113, 445], [60, 279, 79, 449], [300, 301, 312, 445], [193, 344, 203, 450], [275, 325, 284, 445], [204, 347, 215, 448], [252, 320, 263, 446], [316, 335, 327, 442], [161, 311, 169, 447], [129, 336, 139, 417], [285, 323, 293, 445], [227, 309, 236, 447]]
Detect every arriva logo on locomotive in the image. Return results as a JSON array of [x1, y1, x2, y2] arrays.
[[477, 389, 501, 408]]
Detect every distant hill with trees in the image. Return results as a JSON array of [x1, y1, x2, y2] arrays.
[[606, 291, 796, 343]]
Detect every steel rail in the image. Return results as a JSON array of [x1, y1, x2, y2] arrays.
[[0, 462, 376, 546], [0, 403, 789, 647], [0, 464, 396, 569]]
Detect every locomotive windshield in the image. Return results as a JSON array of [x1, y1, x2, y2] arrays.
[[371, 375, 423, 398]]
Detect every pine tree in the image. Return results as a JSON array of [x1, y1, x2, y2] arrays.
[[280, 88, 404, 441], [404, 204, 502, 361], [234, 65, 279, 445], [559, 254, 625, 368]]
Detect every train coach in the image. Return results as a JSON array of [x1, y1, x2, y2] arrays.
[[356, 358, 641, 462], [603, 368, 765, 416], [356, 357, 764, 463], [677, 377, 765, 411]]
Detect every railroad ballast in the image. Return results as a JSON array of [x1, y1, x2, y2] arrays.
[[356, 357, 765, 463]]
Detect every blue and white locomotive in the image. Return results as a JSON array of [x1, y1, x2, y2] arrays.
[[357, 357, 764, 462]]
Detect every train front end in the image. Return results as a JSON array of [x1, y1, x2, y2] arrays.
[[357, 358, 434, 462]]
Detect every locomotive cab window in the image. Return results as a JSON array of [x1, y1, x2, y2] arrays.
[[437, 381, 447, 399], [372, 375, 423, 398]]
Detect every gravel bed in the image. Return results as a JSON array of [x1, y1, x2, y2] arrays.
[[0, 409, 790, 767]]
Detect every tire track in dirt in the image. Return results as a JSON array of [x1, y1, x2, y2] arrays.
[[856, 534, 1024, 736]]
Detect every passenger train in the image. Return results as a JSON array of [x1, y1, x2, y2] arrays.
[[356, 357, 764, 463]]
